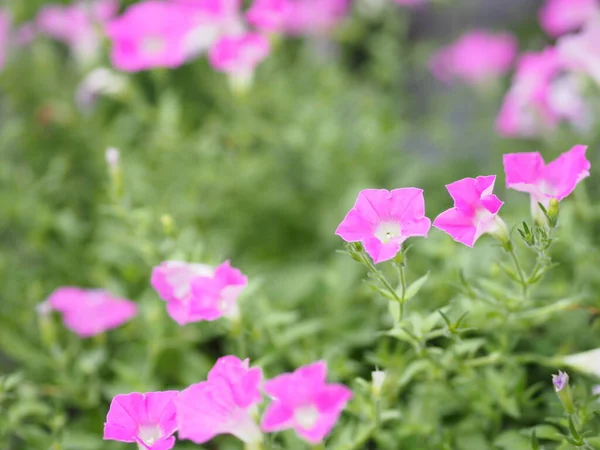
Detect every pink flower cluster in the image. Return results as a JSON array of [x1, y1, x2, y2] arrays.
[[104, 357, 352, 448], [336, 145, 590, 261]]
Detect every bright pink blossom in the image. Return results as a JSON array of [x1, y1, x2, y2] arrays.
[[335, 188, 431, 264], [177, 356, 263, 444], [106, 1, 194, 72], [151, 260, 248, 325], [430, 30, 517, 85], [261, 360, 352, 444], [281, 0, 349, 36], [558, 19, 600, 87], [433, 176, 505, 247], [247, 0, 290, 33], [209, 33, 270, 74], [503, 145, 590, 211], [104, 391, 179, 450], [37, 0, 118, 63], [0, 9, 10, 71], [45, 287, 137, 337], [539, 0, 600, 37]]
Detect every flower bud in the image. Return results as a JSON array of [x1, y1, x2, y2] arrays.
[[105, 147, 120, 168], [371, 369, 386, 398], [552, 370, 575, 414], [546, 198, 559, 228]]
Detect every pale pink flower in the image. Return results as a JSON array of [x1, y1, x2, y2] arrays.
[[430, 30, 517, 85], [433, 176, 505, 248], [37, 0, 118, 64], [177, 356, 263, 444], [104, 390, 179, 450], [539, 0, 600, 37], [14, 22, 37, 47], [503, 145, 590, 215], [335, 188, 431, 264], [209, 33, 270, 90], [45, 287, 137, 337], [151, 260, 247, 325], [558, 19, 600, 87], [281, 0, 349, 36], [393, 0, 426, 4], [261, 360, 352, 444], [247, 0, 290, 33], [106, 1, 194, 72], [0, 9, 10, 71]]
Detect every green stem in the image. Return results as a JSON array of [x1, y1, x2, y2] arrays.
[[397, 263, 407, 320], [507, 245, 528, 297], [359, 253, 402, 305]]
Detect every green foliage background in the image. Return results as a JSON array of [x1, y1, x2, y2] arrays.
[[2, 1, 600, 449]]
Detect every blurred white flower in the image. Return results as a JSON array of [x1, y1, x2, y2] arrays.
[[75, 67, 127, 111], [564, 348, 600, 378]]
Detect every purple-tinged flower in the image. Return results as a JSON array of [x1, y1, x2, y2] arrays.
[[45, 287, 137, 337], [104, 391, 179, 450], [176, 356, 263, 445], [335, 188, 431, 264], [552, 370, 569, 392], [539, 0, 600, 37], [433, 176, 505, 247], [261, 360, 352, 444]]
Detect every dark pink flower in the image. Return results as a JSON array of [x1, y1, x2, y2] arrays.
[[46, 287, 137, 337], [104, 391, 178, 450], [261, 361, 352, 444]]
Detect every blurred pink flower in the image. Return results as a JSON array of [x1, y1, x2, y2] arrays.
[[393, 0, 426, 5], [104, 391, 179, 450], [503, 145, 590, 211], [151, 260, 247, 325], [247, 0, 290, 33], [177, 356, 263, 445], [335, 188, 431, 264], [539, 0, 599, 37], [496, 47, 590, 137], [46, 287, 137, 337], [14, 22, 37, 47], [106, 1, 194, 72], [261, 360, 352, 444], [0, 9, 10, 71], [558, 19, 600, 86], [37, 0, 118, 63], [281, 0, 349, 36], [433, 176, 505, 248], [429, 30, 517, 85]]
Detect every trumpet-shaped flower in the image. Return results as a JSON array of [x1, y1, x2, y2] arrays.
[[104, 391, 179, 450], [562, 348, 600, 378], [503, 145, 590, 215], [539, 0, 599, 37], [45, 287, 137, 337], [151, 260, 247, 325], [335, 188, 431, 264], [552, 370, 569, 392], [177, 356, 263, 444], [106, 1, 194, 72], [261, 360, 352, 444], [430, 30, 517, 85], [433, 176, 505, 247]]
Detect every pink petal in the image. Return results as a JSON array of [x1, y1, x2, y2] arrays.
[[503, 152, 545, 192], [433, 208, 478, 247], [544, 144, 590, 200], [294, 409, 341, 444], [144, 391, 179, 437], [388, 187, 426, 220], [314, 384, 353, 412], [104, 393, 146, 442], [401, 216, 432, 238], [480, 194, 503, 214], [335, 209, 374, 242], [363, 237, 402, 264], [147, 436, 176, 450], [261, 400, 294, 432]]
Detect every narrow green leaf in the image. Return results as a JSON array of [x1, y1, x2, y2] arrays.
[[405, 272, 430, 300]]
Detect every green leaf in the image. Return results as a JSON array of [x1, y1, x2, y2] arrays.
[[404, 272, 429, 300]]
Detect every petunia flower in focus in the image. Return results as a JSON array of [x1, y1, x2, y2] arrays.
[[176, 356, 263, 445], [104, 390, 179, 450], [539, 0, 600, 37], [503, 145, 590, 221], [106, 1, 194, 72], [261, 360, 352, 444], [430, 30, 517, 85], [151, 260, 248, 325], [209, 33, 271, 93], [433, 175, 506, 248], [44, 287, 137, 337], [335, 188, 431, 264]]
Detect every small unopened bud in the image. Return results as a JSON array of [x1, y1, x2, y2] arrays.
[[552, 370, 569, 392], [371, 369, 386, 397], [547, 198, 559, 228], [105, 147, 120, 168], [161, 214, 175, 236], [489, 216, 510, 250], [552, 370, 575, 414]]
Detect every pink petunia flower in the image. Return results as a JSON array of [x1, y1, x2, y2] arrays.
[[539, 0, 600, 37], [496, 47, 590, 137], [209, 33, 271, 91], [430, 30, 517, 85], [0, 9, 10, 71], [176, 356, 263, 445], [433, 176, 505, 248], [151, 260, 248, 325], [335, 188, 431, 264], [104, 390, 179, 450], [246, 0, 290, 33], [37, 0, 118, 64], [45, 287, 137, 337], [281, 0, 349, 36], [106, 1, 194, 72], [558, 19, 600, 87], [503, 145, 590, 219], [261, 360, 352, 444]]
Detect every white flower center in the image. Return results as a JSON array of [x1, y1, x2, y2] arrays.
[[294, 405, 319, 429], [374, 221, 402, 244], [142, 36, 165, 55], [138, 425, 161, 447]]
